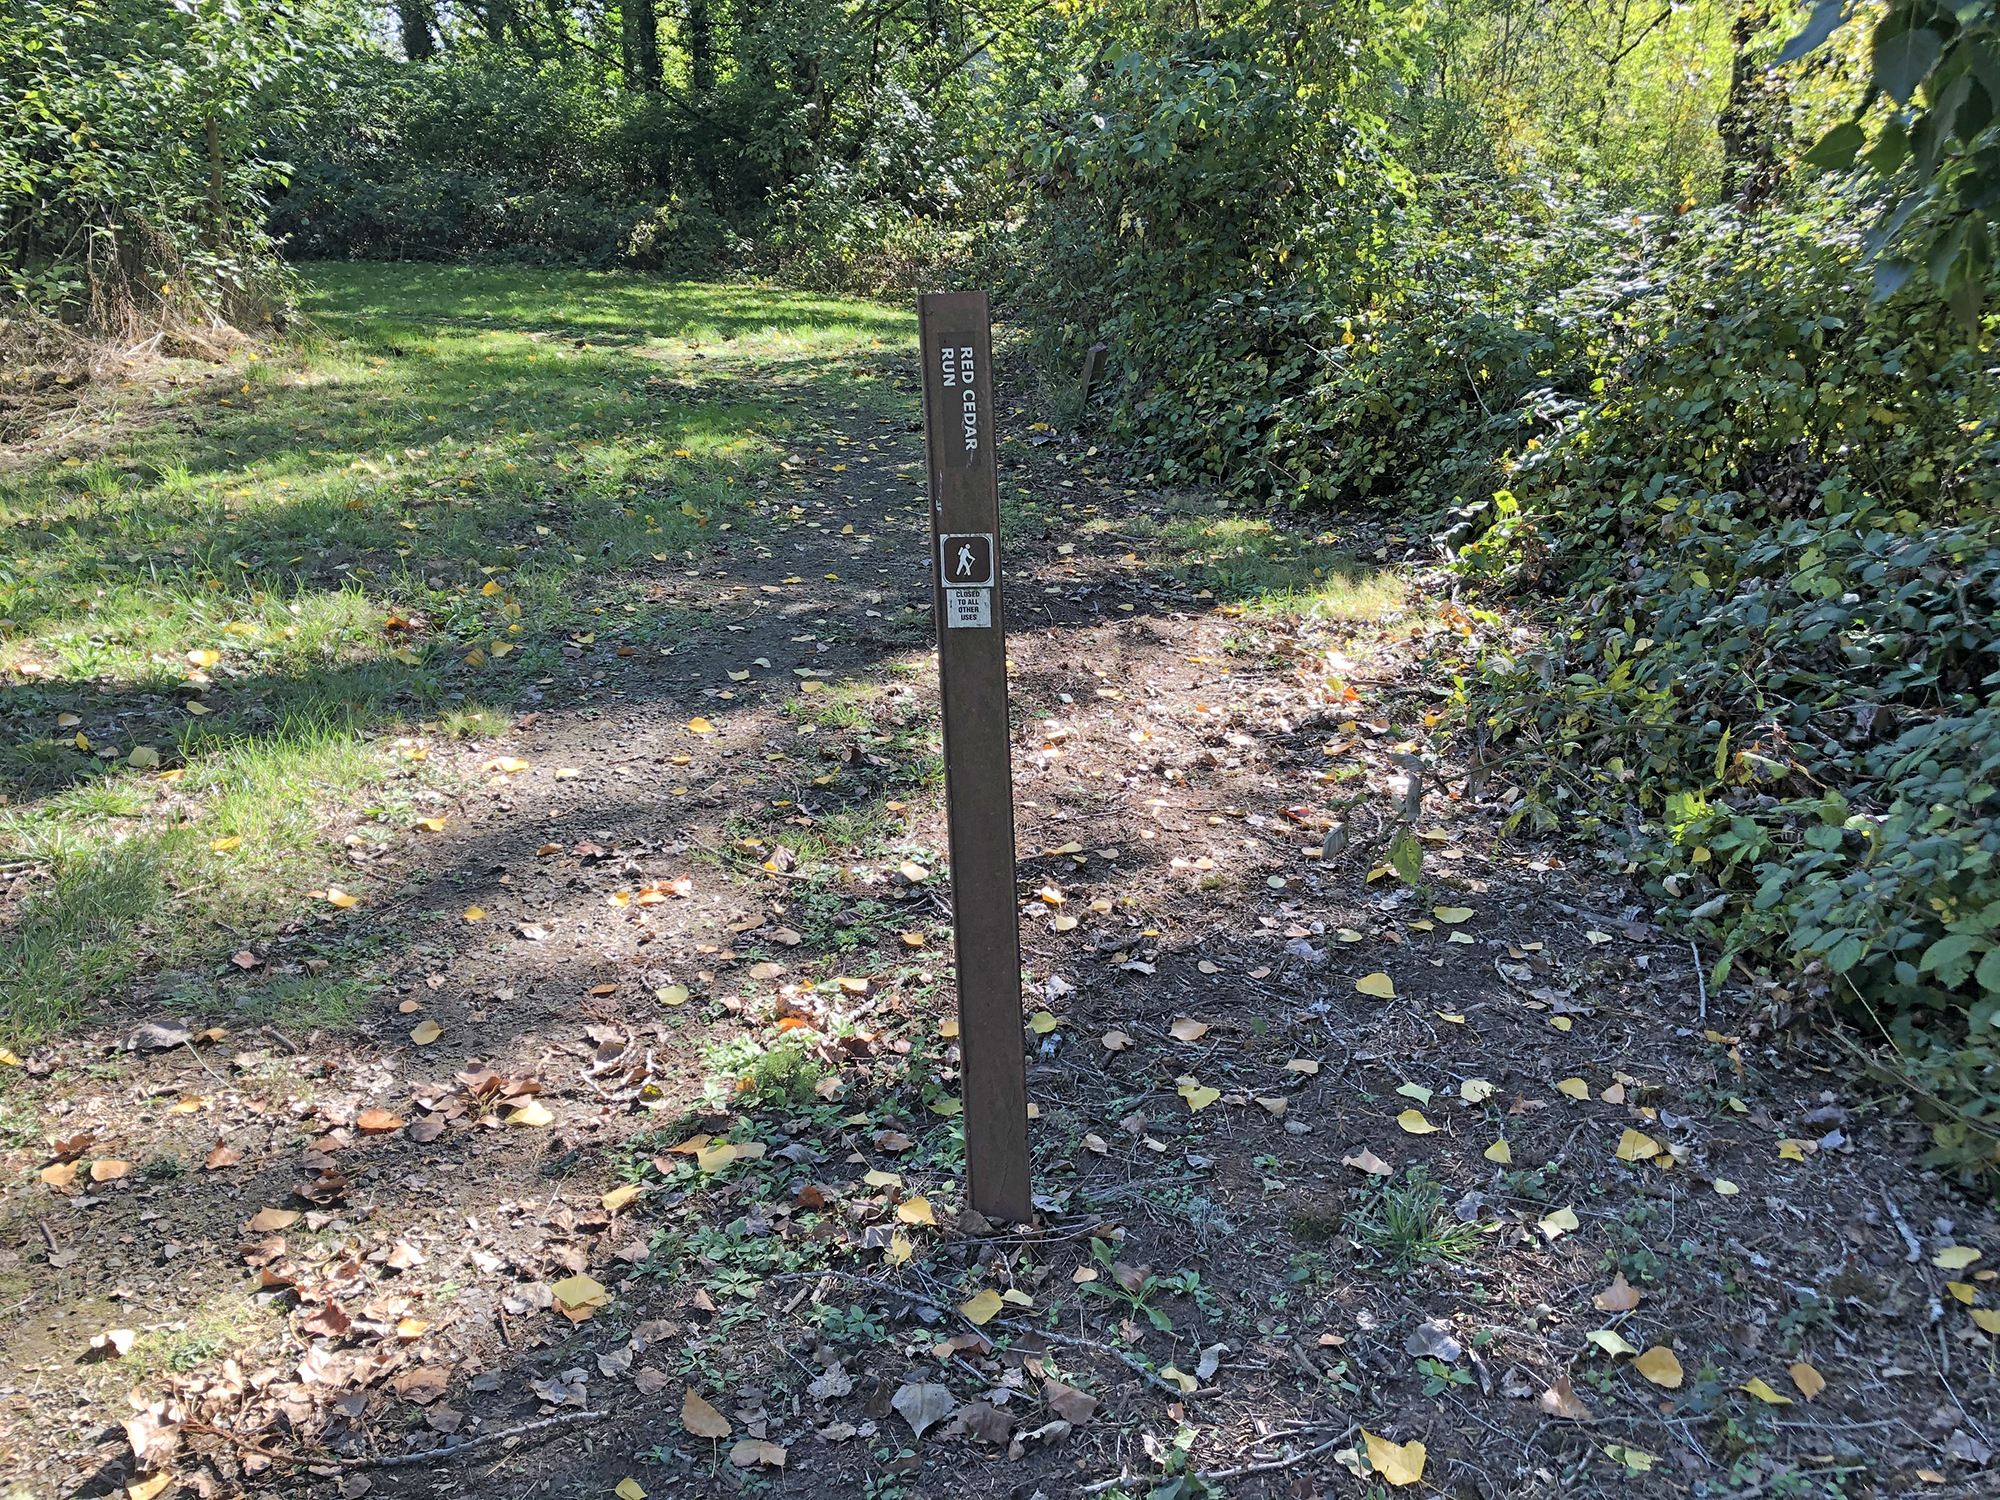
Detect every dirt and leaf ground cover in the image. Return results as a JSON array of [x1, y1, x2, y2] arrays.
[[3, 267, 2000, 1500]]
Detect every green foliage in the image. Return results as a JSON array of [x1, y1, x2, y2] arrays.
[[1790, 0, 1999, 327], [1342, 1168, 1481, 1271], [0, 0, 354, 329]]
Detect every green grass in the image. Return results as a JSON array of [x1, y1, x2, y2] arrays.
[[1339, 1170, 1483, 1272], [1118, 504, 1405, 619], [0, 263, 914, 1041]]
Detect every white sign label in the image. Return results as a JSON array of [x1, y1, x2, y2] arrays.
[[944, 587, 992, 629]]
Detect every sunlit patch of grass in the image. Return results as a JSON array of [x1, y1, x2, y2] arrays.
[[0, 264, 910, 1039], [1136, 510, 1405, 621]]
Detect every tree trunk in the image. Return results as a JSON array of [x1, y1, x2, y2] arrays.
[[1719, 1, 1780, 206], [624, 0, 662, 90], [400, 0, 437, 60], [686, 0, 715, 92]]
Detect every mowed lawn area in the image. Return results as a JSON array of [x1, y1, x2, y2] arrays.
[[0, 264, 912, 1038]]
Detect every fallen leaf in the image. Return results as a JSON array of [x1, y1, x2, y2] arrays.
[[687, 718, 715, 735], [1587, 1329, 1640, 1357], [1284, 1058, 1320, 1074], [1555, 1077, 1590, 1101], [1433, 907, 1473, 924], [891, 1380, 957, 1440], [1343, 1148, 1393, 1175], [1935, 1245, 1983, 1270], [1789, 1361, 1825, 1400], [896, 1195, 936, 1226], [1538, 1206, 1580, 1241], [959, 1289, 1004, 1325], [1740, 1377, 1792, 1405], [247, 1207, 300, 1232], [681, 1388, 731, 1440], [91, 1159, 130, 1182], [1101, 1030, 1134, 1051], [1395, 1109, 1437, 1135], [1484, 1138, 1512, 1164], [1539, 1376, 1594, 1419], [356, 1109, 403, 1135], [507, 1099, 554, 1126], [410, 1020, 442, 1045], [1363, 1432, 1426, 1486], [728, 1440, 787, 1469], [1355, 972, 1396, 999], [324, 887, 359, 909], [1594, 1274, 1642, 1312], [616, 1480, 646, 1500], [602, 1183, 644, 1213], [1170, 1017, 1209, 1042], [204, 1144, 241, 1170], [1460, 1078, 1496, 1104], [463, 907, 485, 922], [1712, 1178, 1740, 1196], [1043, 1379, 1098, 1424], [1615, 1129, 1662, 1162], [1178, 1080, 1221, 1111]]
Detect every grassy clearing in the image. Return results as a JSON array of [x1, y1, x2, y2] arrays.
[[0, 263, 913, 1041], [1111, 503, 1406, 620]]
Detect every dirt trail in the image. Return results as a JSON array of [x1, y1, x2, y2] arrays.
[[5, 335, 1999, 1500]]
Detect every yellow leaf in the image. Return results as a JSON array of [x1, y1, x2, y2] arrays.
[[1634, 1346, 1684, 1388], [463, 906, 485, 921], [1460, 1078, 1496, 1104], [896, 1195, 936, 1226], [616, 1480, 647, 1500], [603, 1183, 644, 1213], [1740, 1377, 1792, 1405], [1555, 1077, 1590, 1101], [885, 1230, 914, 1265], [682, 1388, 731, 1440], [487, 756, 529, 773], [1615, 1129, 1662, 1161], [1355, 972, 1396, 999], [410, 1020, 442, 1045], [482, 579, 502, 596], [324, 886, 359, 909], [1362, 1432, 1426, 1487], [959, 1289, 1004, 1325], [1027, 1011, 1060, 1034], [1396, 1109, 1437, 1134], [0, 1049, 18, 1067], [129, 1472, 175, 1500], [1160, 1365, 1197, 1393], [210, 836, 242, 852], [688, 717, 715, 734], [1587, 1329, 1639, 1357], [1179, 1082, 1221, 1112], [183, 701, 209, 715], [490, 641, 513, 657], [1549, 1016, 1573, 1032], [1538, 1206, 1580, 1240], [463, 648, 486, 668], [1432, 906, 1473, 924], [1935, 1245, 1982, 1270], [1948, 1280, 1977, 1304], [1789, 1361, 1826, 1400], [1484, 1138, 1512, 1164], [1972, 1308, 2000, 1334], [1777, 1140, 1806, 1162], [187, 649, 219, 668], [696, 1143, 739, 1173], [1712, 1176, 1740, 1195], [414, 816, 447, 832], [552, 1274, 609, 1310], [507, 1099, 554, 1126], [658, 984, 689, 1005]]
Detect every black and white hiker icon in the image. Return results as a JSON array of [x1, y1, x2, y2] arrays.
[[937, 534, 994, 588]]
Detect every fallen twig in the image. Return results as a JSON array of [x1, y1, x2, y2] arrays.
[[187, 1409, 609, 1470], [1079, 1423, 1358, 1493]]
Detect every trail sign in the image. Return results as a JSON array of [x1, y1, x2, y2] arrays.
[[917, 291, 1030, 1223]]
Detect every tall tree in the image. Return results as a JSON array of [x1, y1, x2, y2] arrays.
[[685, 0, 715, 91], [399, 0, 436, 59], [478, 0, 511, 47], [623, 0, 662, 89]]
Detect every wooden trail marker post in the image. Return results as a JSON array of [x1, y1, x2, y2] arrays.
[[917, 290, 1031, 1223]]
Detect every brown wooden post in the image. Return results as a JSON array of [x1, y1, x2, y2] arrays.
[[918, 291, 1031, 1223]]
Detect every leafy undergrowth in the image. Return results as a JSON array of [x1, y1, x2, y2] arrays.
[[0, 264, 911, 1039]]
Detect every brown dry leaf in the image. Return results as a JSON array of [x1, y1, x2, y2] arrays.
[[127, 1473, 175, 1500], [247, 1207, 301, 1232], [356, 1109, 404, 1135], [1789, 1361, 1826, 1401], [681, 1388, 731, 1440], [202, 1142, 242, 1170], [1042, 1378, 1098, 1424], [410, 1020, 442, 1046], [728, 1440, 786, 1470], [90, 1159, 131, 1182], [1101, 1030, 1134, 1051], [1342, 1148, 1393, 1176], [1593, 1273, 1643, 1312], [90, 1328, 137, 1357], [1169, 1017, 1209, 1043], [1539, 1376, 1594, 1420]]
